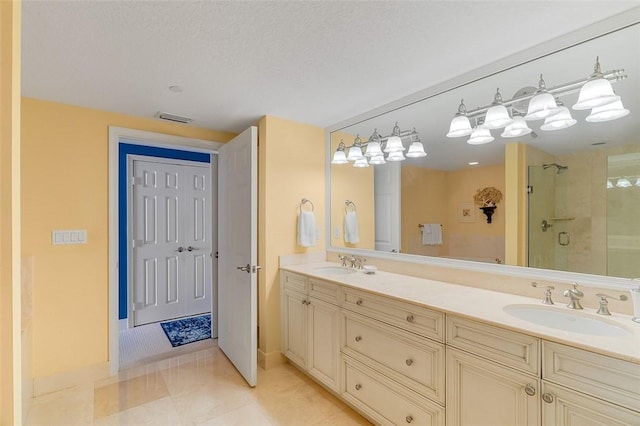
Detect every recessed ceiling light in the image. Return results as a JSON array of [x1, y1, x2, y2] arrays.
[[469, 161, 479, 165], [168, 85, 184, 93]]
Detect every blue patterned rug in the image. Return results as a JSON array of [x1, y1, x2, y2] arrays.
[[160, 314, 212, 347]]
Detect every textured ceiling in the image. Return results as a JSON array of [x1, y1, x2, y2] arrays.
[[22, 1, 640, 133]]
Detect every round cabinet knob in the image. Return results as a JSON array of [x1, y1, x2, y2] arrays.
[[405, 359, 414, 366], [355, 384, 361, 391], [356, 299, 363, 306], [355, 336, 362, 342], [524, 385, 536, 396], [406, 315, 414, 323], [406, 415, 413, 423], [542, 393, 555, 404]]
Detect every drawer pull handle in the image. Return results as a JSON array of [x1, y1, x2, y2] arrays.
[[406, 315, 414, 323], [405, 359, 413, 366], [355, 384, 361, 391], [542, 393, 554, 404], [356, 299, 363, 306], [355, 336, 362, 342], [524, 385, 536, 396], [406, 415, 413, 423]]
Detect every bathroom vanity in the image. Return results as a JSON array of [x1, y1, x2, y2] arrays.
[[280, 262, 640, 426]]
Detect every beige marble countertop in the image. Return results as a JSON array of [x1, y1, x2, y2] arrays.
[[281, 261, 640, 365]]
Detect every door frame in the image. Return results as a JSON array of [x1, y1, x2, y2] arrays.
[[108, 126, 223, 374]]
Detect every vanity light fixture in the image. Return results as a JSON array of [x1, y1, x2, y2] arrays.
[[635, 178, 640, 187], [332, 123, 426, 167], [607, 179, 614, 189], [446, 57, 627, 140], [540, 101, 577, 131], [616, 177, 632, 188]]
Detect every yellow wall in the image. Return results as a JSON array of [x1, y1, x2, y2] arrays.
[[401, 165, 447, 256], [1, 0, 22, 423], [257, 115, 325, 367], [505, 143, 528, 266], [21, 98, 235, 378], [329, 131, 375, 250], [401, 164, 505, 262]]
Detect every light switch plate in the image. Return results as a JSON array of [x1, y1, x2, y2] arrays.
[[52, 230, 87, 245]]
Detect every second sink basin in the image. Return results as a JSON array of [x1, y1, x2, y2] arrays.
[[313, 266, 357, 276], [503, 304, 632, 337]]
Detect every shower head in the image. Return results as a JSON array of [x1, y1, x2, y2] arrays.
[[543, 163, 568, 174]]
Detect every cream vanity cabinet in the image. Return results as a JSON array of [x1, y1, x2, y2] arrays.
[[340, 287, 446, 426], [281, 271, 341, 392], [446, 316, 541, 426], [446, 316, 640, 426]]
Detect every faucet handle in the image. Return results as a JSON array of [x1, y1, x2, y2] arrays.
[[595, 293, 628, 315], [532, 282, 555, 305]]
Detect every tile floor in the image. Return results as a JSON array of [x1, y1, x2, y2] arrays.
[[26, 343, 372, 426]]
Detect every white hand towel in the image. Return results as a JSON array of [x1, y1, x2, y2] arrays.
[[297, 211, 316, 247], [345, 211, 359, 244], [421, 224, 442, 245]]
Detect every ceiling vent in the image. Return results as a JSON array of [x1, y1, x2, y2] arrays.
[[155, 112, 193, 124]]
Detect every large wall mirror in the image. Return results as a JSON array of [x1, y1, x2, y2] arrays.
[[328, 17, 639, 282]]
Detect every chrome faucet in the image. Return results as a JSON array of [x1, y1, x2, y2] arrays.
[[531, 282, 555, 305], [338, 254, 348, 267], [595, 293, 628, 315], [563, 283, 584, 310]]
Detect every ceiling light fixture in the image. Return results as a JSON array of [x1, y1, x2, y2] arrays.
[[332, 123, 426, 167], [446, 57, 627, 140]]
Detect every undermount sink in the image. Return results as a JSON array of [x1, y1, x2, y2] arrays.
[[503, 304, 632, 337], [313, 266, 357, 275]]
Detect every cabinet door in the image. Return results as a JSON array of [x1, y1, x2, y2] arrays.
[[541, 382, 640, 426], [446, 348, 539, 426], [307, 296, 340, 392], [282, 288, 307, 367]]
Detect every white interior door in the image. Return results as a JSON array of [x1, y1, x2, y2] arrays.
[[374, 162, 401, 252], [131, 158, 212, 326], [218, 126, 258, 387]]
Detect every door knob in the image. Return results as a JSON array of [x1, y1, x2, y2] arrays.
[[237, 264, 251, 273], [187, 246, 198, 252], [175, 246, 185, 253]]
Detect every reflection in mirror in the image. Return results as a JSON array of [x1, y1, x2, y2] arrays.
[[329, 22, 639, 278]]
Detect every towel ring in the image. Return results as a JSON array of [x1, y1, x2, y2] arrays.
[[345, 200, 357, 214], [300, 198, 314, 213]]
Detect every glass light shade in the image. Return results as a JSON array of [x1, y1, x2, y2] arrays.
[[573, 78, 620, 110], [585, 100, 630, 122], [467, 127, 494, 145], [484, 105, 512, 129], [446, 115, 473, 137], [635, 178, 640, 187], [353, 157, 369, 168], [384, 136, 405, 153], [607, 179, 614, 189], [524, 92, 559, 120], [368, 155, 386, 165], [346, 146, 364, 161], [386, 151, 406, 161], [365, 141, 383, 157], [540, 106, 577, 131], [616, 177, 632, 188], [501, 116, 532, 138], [405, 142, 427, 158], [331, 150, 348, 164]]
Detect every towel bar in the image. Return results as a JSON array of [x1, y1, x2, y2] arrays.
[[300, 198, 314, 212], [418, 224, 443, 228], [345, 200, 357, 213]]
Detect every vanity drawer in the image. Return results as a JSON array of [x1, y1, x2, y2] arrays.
[[342, 355, 445, 426], [447, 316, 540, 375], [342, 311, 445, 404], [282, 271, 308, 294], [309, 277, 339, 304], [543, 341, 640, 412], [342, 288, 444, 342]]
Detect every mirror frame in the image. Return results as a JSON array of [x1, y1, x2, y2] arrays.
[[325, 9, 640, 290]]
